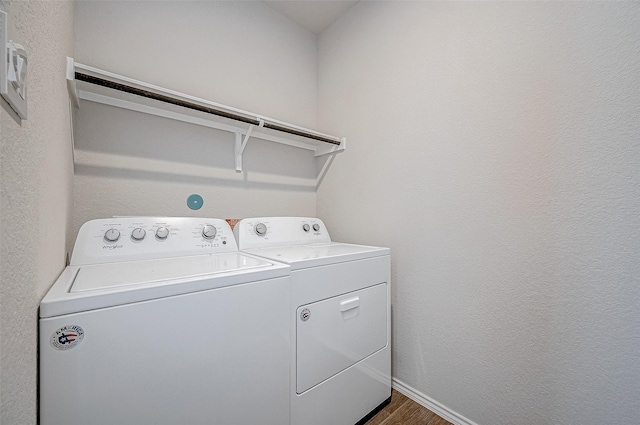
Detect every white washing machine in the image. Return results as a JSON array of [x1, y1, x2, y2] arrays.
[[40, 217, 291, 425], [234, 217, 391, 425]]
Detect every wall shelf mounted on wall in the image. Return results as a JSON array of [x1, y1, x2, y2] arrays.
[[65, 57, 345, 173]]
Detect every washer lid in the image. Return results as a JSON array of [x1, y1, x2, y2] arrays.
[[71, 252, 268, 292], [40, 253, 289, 318], [245, 242, 389, 270]]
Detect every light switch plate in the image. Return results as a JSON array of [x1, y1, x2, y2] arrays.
[[0, 10, 27, 120]]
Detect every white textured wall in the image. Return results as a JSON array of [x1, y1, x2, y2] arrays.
[[73, 1, 318, 233], [317, 2, 640, 425], [0, 1, 75, 424]]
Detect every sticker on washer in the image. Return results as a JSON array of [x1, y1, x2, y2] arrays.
[[50, 325, 85, 350]]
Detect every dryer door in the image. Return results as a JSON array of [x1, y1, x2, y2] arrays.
[[296, 282, 387, 394]]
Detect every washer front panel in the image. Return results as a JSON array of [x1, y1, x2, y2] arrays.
[[40, 276, 291, 425]]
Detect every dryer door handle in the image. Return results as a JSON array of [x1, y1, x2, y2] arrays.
[[339, 297, 360, 312]]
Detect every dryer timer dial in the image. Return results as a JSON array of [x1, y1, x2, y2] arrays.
[[202, 225, 217, 240], [254, 223, 267, 236]]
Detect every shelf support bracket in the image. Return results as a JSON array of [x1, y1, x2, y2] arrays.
[[66, 57, 79, 108], [235, 119, 264, 172]]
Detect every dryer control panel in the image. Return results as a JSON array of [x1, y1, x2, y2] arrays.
[[234, 217, 332, 249], [71, 217, 238, 265]]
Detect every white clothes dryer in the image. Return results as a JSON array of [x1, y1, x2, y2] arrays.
[[40, 217, 291, 425], [234, 217, 391, 425]]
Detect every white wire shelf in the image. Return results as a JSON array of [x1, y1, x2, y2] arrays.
[[66, 57, 345, 173]]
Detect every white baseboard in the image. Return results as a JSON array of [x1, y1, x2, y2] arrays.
[[392, 378, 479, 425]]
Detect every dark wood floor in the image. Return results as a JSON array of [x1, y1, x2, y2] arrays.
[[364, 390, 454, 425]]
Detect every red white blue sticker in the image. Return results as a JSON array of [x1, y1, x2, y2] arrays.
[[50, 325, 85, 350]]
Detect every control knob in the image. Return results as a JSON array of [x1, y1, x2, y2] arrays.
[[302, 224, 310, 232], [155, 226, 170, 240], [312, 223, 320, 232], [131, 228, 146, 241], [254, 223, 267, 236], [202, 224, 217, 240], [104, 228, 120, 242]]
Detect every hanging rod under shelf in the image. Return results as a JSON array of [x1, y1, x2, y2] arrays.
[[74, 72, 341, 146]]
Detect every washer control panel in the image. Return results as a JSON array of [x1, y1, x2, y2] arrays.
[[234, 217, 332, 249], [71, 217, 238, 265]]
